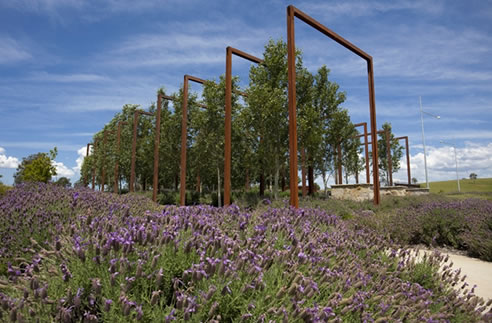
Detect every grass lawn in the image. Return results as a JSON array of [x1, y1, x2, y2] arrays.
[[422, 177, 492, 198]]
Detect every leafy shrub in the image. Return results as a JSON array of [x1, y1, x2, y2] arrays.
[[187, 191, 201, 205], [373, 197, 492, 261], [158, 190, 177, 205]]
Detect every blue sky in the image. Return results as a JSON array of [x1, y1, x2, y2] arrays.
[[1, 0, 492, 187]]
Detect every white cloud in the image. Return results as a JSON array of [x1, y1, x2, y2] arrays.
[[50, 146, 89, 179], [0, 35, 32, 64], [52, 160, 75, 178], [393, 142, 492, 183], [99, 29, 266, 69], [0, 147, 20, 168], [72, 145, 87, 174]]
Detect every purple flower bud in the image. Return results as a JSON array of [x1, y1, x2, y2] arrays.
[[92, 278, 102, 295], [9, 307, 17, 322], [156, 268, 163, 288], [123, 303, 131, 316], [135, 305, 143, 321], [208, 302, 218, 318], [40, 286, 48, 299], [104, 299, 113, 312], [205, 285, 216, 301], [136, 263, 142, 278], [151, 291, 161, 306]]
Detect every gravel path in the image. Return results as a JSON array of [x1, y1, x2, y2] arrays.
[[444, 251, 492, 302]]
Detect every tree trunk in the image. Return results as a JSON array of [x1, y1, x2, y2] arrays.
[[260, 172, 265, 197], [355, 169, 359, 184], [322, 170, 328, 194], [308, 165, 314, 195], [245, 169, 250, 191], [196, 173, 201, 193]]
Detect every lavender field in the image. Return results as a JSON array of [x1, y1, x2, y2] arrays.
[[0, 184, 491, 322]]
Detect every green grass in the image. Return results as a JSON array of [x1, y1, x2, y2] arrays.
[[422, 178, 492, 196]]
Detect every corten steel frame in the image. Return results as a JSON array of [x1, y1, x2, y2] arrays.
[[130, 109, 154, 193], [113, 121, 128, 194], [395, 136, 411, 185], [224, 46, 264, 206], [152, 94, 176, 202], [180, 75, 207, 206], [287, 5, 380, 206]]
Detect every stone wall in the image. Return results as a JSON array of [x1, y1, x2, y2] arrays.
[[380, 186, 407, 197], [331, 184, 429, 202], [331, 184, 373, 202]]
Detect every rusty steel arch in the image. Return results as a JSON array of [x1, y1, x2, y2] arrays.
[[287, 5, 380, 206], [224, 46, 263, 206]]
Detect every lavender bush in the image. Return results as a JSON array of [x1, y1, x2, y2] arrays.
[[348, 196, 492, 262], [0, 184, 490, 321]]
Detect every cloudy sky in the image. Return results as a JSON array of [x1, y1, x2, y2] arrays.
[[1, 0, 491, 188]]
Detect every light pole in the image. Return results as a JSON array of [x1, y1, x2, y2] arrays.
[[440, 140, 461, 193], [419, 96, 440, 189]]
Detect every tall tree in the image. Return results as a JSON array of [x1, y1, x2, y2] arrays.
[[245, 39, 302, 199], [14, 147, 58, 184], [313, 66, 347, 191]]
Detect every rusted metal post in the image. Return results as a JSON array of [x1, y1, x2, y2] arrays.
[[180, 75, 207, 206], [367, 60, 380, 202], [286, 5, 380, 205], [287, 6, 299, 208], [224, 46, 263, 206], [113, 121, 127, 194], [395, 136, 411, 185], [153, 94, 162, 202]]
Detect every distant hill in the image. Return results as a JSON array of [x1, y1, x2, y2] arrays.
[[422, 177, 492, 194]]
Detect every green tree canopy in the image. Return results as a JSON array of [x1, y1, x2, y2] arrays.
[[54, 176, 71, 188], [14, 148, 58, 184]]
